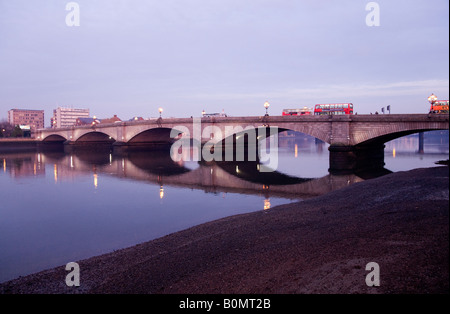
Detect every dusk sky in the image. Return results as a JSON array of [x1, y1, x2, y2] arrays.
[[1, 0, 448, 126]]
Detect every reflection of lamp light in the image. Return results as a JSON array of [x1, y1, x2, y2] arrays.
[[157, 175, 164, 199], [94, 173, 98, 189], [264, 198, 271, 210], [393, 148, 396, 158], [294, 144, 298, 158], [54, 164, 58, 183]]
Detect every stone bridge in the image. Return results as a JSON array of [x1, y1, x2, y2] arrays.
[[36, 114, 449, 170]]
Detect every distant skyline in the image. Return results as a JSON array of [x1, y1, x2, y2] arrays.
[[1, 0, 448, 127]]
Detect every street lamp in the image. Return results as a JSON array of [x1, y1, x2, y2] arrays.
[[264, 101, 270, 116], [158, 107, 163, 118], [428, 93, 438, 113], [202, 109, 206, 117]]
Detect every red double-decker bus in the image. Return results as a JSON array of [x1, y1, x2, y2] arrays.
[[282, 107, 312, 116], [313, 103, 353, 115], [429, 100, 449, 114]]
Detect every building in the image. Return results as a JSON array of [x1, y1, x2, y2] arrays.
[[51, 107, 90, 128], [101, 115, 121, 124], [75, 115, 121, 126], [8, 109, 45, 131], [75, 117, 100, 126]]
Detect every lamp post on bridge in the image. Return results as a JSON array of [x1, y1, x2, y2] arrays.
[[264, 101, 270, 116], [158, 107, 163, 118], [428, 93, 438, 113]]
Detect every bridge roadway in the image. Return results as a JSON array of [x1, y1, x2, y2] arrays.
[[36, 114, 449, 170]]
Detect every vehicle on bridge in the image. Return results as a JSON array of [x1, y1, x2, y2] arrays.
[[314, 103, 354, 115], [429, 100, 449, 114], [282, 107, 312, 116], [202, 109, 227, 117]]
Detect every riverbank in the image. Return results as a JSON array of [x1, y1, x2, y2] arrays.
[[1, 166, 448, 294], [0, 138, 38, 152]]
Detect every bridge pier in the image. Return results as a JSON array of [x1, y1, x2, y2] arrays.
[[328, 144, 385, 172], [418, 132, 424, 154]]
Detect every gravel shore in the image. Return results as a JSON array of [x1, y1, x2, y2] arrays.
[[1, 166, 448, 294]]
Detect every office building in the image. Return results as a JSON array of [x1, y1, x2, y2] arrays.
[[51, 107, 90, 128], [7, 109, 45, 131]]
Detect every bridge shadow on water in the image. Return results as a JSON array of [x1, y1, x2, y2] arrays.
[[210, 160, 312, 186], [126, 151, 192, 176]]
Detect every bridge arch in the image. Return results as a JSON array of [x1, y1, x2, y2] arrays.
[[42, 134, 67, 142], [75, 131, 116, 143], [281, 125, 330, 144], [125, 126, 189, 146], [354, 124, 448, 147], [208, 125, 328, 147], [128, 127, 177, 144]]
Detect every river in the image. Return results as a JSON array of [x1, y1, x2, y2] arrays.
[[0, 130, 448, 283]]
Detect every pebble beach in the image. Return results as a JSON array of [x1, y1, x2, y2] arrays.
[[1, 166, 448, 294]]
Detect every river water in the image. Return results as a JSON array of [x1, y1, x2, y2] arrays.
[[0, 131, 448, 283]]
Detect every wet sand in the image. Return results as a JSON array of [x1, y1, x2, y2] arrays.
[[1, 166, 448, 294]]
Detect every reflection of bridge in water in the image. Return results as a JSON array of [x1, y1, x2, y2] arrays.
[[32, 150, 391, 200]]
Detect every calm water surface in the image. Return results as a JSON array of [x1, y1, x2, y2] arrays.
[[0, 131, 448, 282]]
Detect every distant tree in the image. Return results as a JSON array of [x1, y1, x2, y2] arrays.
[[11, 125, 24, 138], [0, 120, 14, 138]]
